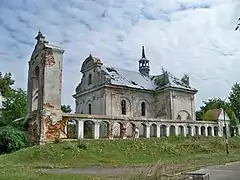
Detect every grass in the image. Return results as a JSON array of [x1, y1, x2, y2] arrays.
[[0, 136, 240, 179]]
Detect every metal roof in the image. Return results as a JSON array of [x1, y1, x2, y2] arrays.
[[101, 65, 197, 92]]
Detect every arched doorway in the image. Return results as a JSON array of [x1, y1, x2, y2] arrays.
[[207, 126, 212, 136], [201, 126, 205, 136], [160, 125, 167, 137], [99, 121, 109, 138], [84, 120, 94, 138], [169, 125, 176, 136], [126, 122, 136, 138], [139, 123, 147, 137], [150, 124, 157, 137], [112, 122, 123, 138], [178, 125, 184, 136], [186, 126, 192, 136], [67, 119, 77, 139]]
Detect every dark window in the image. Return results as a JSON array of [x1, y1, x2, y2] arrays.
[[141, 102, 146, 116], [88, 74, 92, 85], [121, 100, 126, 115], [177, 114, 181, 120], [88, 104, 92, 114]]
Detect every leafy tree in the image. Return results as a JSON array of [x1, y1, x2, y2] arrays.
[[229, 83, 240, 122], [196, 110, 203, 121], [61, 105, 72, 113], [0, 126, 28, 154], [0, 72, 14, 97], [181, 74, 190, 86], [0, 88, 27, 129], [200, 98, 227, 112]]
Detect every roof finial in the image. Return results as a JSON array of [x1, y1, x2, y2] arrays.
[[142, 46, 146, 58], [35, 30, 47, 43]]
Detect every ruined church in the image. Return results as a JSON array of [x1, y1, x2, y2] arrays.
[[74, 46, 197, 121], [26, 32, 238, 145]]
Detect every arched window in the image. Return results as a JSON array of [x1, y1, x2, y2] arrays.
[[88, 104, 92, 114], [141, 102, 146, 116], [121, 100, 126, 115], [32, 66, 40, 111], [88, 74, 92, 85]]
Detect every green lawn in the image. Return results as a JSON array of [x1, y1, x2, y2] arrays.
[[1, 136, 240, 180]]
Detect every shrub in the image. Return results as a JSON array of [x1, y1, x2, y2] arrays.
[[0, 126, 28, 154], [77, 141, 87, 150]]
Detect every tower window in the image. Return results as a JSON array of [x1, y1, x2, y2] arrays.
[[121, 100, 126, 115], [88, 104, 92, 114], [141, 102, 146, 116], [88, 74, 92, 85]]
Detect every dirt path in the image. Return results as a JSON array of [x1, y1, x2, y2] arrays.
[[42, 163, 185, 177]]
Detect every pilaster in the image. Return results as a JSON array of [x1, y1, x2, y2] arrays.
[[146, 125, 150, 138], [94, 122, 100, 139], [77, 120, 84, 139]]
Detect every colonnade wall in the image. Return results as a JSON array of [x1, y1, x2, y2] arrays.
[[63, 113, 240, 140]]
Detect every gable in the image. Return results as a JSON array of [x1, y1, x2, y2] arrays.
[[218, 110, 230, 121], [80, 55, 102, 73]]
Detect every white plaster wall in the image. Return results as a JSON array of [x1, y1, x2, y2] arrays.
[[43, 49, 64, 109], [105, 87, 154, 118], [218, 110, 230, 121], [171, 90, 195, 120], [155, 90, 171, 119], [75, 88, 106, 115], [218, 119, 231, 136]]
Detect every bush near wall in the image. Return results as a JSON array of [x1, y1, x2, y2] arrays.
[[0, 126, 29, 154]]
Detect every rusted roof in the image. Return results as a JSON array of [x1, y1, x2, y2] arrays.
[[203, 108, 222, 121]]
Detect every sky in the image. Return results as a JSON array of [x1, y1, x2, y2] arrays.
[[0, 0, 240, 111]]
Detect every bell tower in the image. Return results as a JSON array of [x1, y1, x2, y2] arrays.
[[27, 31, 66, 144], [138, 46, 150, 77]]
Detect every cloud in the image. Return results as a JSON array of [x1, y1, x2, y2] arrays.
[[0, 0, 240, 110]]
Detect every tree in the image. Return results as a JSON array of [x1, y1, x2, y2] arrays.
[[229, 83, 240, 122], [0, 126, 28, 154], [61, 105, 72, 113], [196, 110, 203, 121], [0, 72, 14, 97], [200, 98, 227, 112], [0, 88, 27, 129]]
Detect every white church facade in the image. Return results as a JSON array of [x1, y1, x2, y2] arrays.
[[74, 46, 196, 120]]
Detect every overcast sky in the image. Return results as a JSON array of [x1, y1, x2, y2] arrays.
[[0, 0, 240, 110]]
